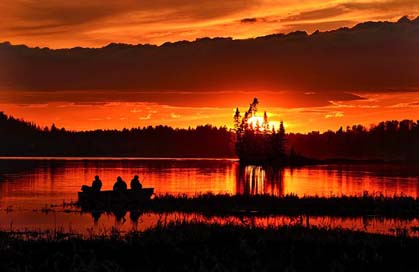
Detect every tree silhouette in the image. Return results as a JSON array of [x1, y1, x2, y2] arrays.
[[234, 98, 287, 164], [262, 111, 270, 133], [0, 112, 235, 157], [234, 108, 241, 133], [1, 111, 419, 162], [249, 98, 259, 116]]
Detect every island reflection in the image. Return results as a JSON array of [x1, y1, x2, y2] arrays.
[[237, 165, 284, 196]]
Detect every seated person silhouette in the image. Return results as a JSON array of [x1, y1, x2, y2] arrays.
[[92, 175, 102, 192], [130, 175, 142, 190], [113, 176, 127, 192], [81, 175, 102, 192]]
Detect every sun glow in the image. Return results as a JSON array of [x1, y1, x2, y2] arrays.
[[247, 116, 264, 129], [247, 115, 279, 132]]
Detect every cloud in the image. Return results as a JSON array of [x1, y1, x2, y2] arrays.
[[0, 89, 366, 108], [0, 0, 259, 41], [282, 20, 355, 33], [139, 114, 152, 120], [281, 6, 349, 22], [73, 102, 108, 106], [240, 18, 258, 24], [0, 0, 418, 48], [341, 0, 419, 12], [1, 17, 418, 108], [7, 1, 231, 26], [389, 102, 419, 108], [325, 111, 344, 119], [281, 0, 419, 24]]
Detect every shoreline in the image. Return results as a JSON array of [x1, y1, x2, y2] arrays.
[[0, 156, 414, 166]]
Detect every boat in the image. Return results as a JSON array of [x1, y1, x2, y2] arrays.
[[78, 188, 154, 209]]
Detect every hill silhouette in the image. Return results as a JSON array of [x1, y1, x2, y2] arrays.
[[1, 17, 419, 106]]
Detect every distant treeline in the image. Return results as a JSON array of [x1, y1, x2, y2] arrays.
[[288, 120, 419, 161], [1, 112, 419, 161], [0, 112, 235, 157]]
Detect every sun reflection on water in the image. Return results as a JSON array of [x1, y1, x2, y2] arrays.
[[237, 165, 284, 196]]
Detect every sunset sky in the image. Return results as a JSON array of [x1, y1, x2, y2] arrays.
[[2, 0, 419, 48], [1, 0, 419, 132]]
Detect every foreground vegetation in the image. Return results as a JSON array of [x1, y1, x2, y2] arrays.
[[2, 222, 419, 271]]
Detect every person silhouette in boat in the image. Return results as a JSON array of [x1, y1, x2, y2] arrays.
[[113, 176, 127, 192], [92, 175, 102, 192], [81, 175, 102, 192], [130, 175, 142, 190]]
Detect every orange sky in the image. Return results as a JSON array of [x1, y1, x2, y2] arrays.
[[1, 1, 419, 132], [1, 91, 418, 133], [1, 0, 419, 48]]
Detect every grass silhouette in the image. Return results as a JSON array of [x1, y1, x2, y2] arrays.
[[2, 221, 419, 271]]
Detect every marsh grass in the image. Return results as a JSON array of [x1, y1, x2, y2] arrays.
[[140, 193, 419, 218], [2, 221, 419, 271]]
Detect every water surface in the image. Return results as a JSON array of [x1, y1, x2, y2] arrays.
[[1, 158, 419, 236]]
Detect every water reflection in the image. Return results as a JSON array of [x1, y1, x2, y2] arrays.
[[1, 158, 419, 237], [85, 208, 144, 225], [1, 158, 419, 209], [237, 165, 284, 196], [91, 210, 102, 223], [2, 208, 419, 238]]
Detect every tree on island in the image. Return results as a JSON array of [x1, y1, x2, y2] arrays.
[[234, 98, 288, 164]]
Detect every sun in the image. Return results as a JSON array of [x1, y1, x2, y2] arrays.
[[247, 115, 283, 132], [247, 116, 264, 130]]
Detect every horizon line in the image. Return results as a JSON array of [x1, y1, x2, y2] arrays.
[[2, 111, 417, 135]]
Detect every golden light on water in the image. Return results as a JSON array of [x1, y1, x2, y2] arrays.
[[2, 159, 419, 236]]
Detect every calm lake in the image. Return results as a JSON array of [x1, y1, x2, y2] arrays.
[[1, 157, 419, 236]]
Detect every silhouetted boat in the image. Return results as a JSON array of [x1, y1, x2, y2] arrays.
[[78, 188, 154, 208]]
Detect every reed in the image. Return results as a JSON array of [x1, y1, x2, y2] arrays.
[[139, 193, 419, 217], [2, 221, 419, 271]]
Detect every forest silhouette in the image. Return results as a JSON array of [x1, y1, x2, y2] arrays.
[[0, 112, 234, 157], [1, 111, 419, 161]]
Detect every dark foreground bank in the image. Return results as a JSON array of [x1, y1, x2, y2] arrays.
[[2, 222, 419, 271]]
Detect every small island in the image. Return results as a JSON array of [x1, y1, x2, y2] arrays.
[[234, 98, 313, 165]]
